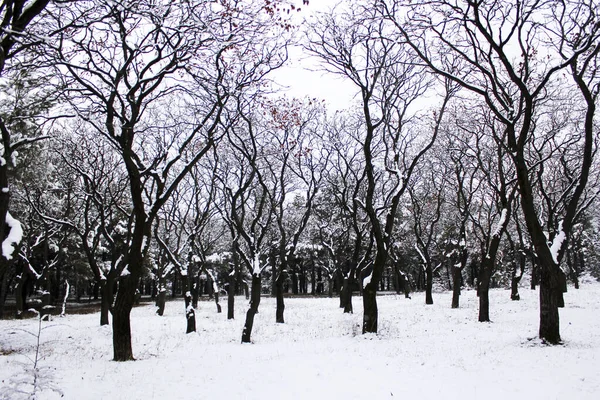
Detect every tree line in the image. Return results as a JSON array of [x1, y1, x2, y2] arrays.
[[0, 0, 599, 360]]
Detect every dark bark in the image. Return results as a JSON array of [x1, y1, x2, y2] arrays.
[[342, 276, 353, 313], [451, 266, 461, 309], [227, 270, 235, 320], [478, 279, 491, 323], [400, 273, 411, 299], [275, 275, 284, 323], [214, 291, 221, 313], [112, 274, 138, 361], [530, 257, 538, 290], [156, 289, 166, 316], [184, 289, 196, 334], [510, 277, 521, 301], [538, 264, 562, 344], [511, 251, 525, 301], [362, 284, 377, 333], [310, 260, 316, 295], [15, 268, 28, 319], [241, 274, 261, 343], [100, 280, 113, 326], [291, 264, 298, 295], [275, 252, 286, 323], [0, 264, 10, 319], [181, 273, 196, 333], [478, 257, 493, 322], [393, 266, 400, 294], [191, 276, 199, 309], [569, 250, 581, 290], [425, 266, 433, 305], [317, 268, 323, 294]]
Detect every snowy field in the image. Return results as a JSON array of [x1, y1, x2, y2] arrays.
[[2, 283, 600, 400]]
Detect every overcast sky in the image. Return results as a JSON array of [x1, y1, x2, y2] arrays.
[[270, 0, 357, 111]]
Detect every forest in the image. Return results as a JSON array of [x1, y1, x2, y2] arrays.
[[0, 0, 599, 382]]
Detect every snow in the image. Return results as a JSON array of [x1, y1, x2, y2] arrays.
[[492, 208, 508, 238], [550, 222, 566, 265], [11, 150, 18, 167], [61, 282, 70, 317], [362, 272, 372, 288], [2, 212, 23, 260], [120, 266, 130, 277], [2, 284, 600, 399], [1, 187, 8, 193]]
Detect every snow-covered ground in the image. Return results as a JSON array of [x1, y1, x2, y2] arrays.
[[2, 283, 600, 400]]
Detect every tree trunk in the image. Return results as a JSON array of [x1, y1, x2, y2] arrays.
[[227, 270, 235, 320], [93, 281, 99, 300], [275, 274, 285, 323], [184, 289, 196, 333], [214, 291, 221, 313], [181, 273, 196, 333], [0, 162, 11, 319], [342, 276, 353, 313], [317, 268, 323, 294], [445, 263, 452, 290], [510, 275, 521, 301], [400, 273, 411, 299], [339, 279, 345, 308], [478, 257, 494, 322], [15, 271, 27, 319], [362, 284, 377, 333], [571, 251, 580, 290], [310, 260, 316, 295], [530, 255, 538, 290], [156, 289, 166, 316], [511, 252, 525, 301], [112, 274, 138, 361], [538, 265, 562, 344], [191, 275, 199, 309], [0, 265, 9, 319], [425, 267, 433, 305], [241, 274, 261, 343], [451, 266, 461, 308], [100, 279, 113, 326]]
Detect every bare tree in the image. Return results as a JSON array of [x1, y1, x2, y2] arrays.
[[153, 154, 220, 332], [380, 0, 600, 343], [305, 3, 444, 333], [319, 112, 374, 313], [31, 126, 130, 326], [259, 97, 327, 323], [49, 0, 290, 359], [215, 95, 281, 342], [408, 160, 445, 305]]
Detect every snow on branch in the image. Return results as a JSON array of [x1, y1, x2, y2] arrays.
[[550, 221, 566, 265], [18, 252, 42, 280], [492, 208, 508, 238], [2, 212, 23, 260], [414, 243, 427, 265]]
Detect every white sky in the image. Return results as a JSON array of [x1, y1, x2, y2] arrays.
[[270, 0, 358, 111]]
